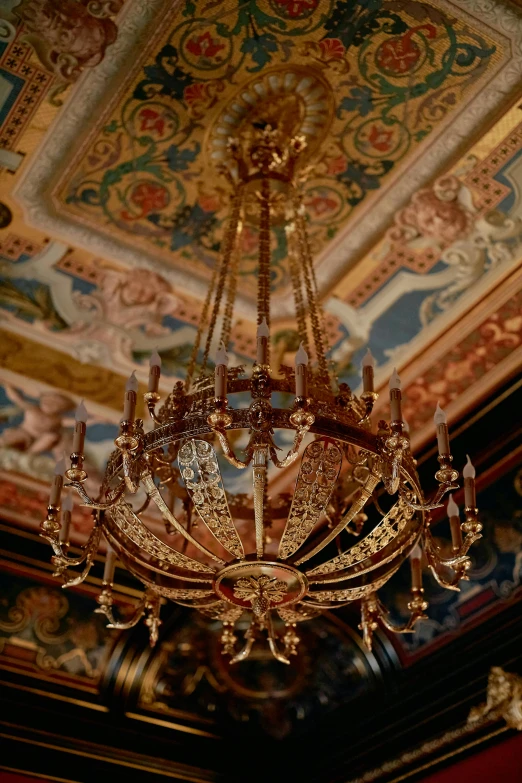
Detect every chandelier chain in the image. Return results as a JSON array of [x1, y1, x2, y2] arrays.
[[287, 226, 310, 355], [200, 185, 244, 375], [220, 216, 242, 349], [293, 191, 329, 381], [185, 259, 220, 391], [258, 177, 272, 360]]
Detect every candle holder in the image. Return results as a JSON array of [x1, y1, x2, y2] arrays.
[[289, 396, 315, 429], [41, 504, 61, 537], [207, 397, 233, 429], [65, 452, 87, 483], [115, 419, 140, 452], [462, 506, 482, 541], [435, 453, 459, 485]]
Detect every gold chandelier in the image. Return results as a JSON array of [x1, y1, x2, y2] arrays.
[[41, 126, 482, 663]]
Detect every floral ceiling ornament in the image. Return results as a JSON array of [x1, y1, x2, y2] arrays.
[[46, 0, 500, 306]]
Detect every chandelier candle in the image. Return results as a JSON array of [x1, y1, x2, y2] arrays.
[[215, 342, 229, 400], [123, 372, 139, 422], [72, 400, 88, 454], [447, 494, 462, 552], [410, 544, 423, 589], [463, 456, 477, 508], [103, 547, 117, 586], [148, 350, 162, 394], [389, 368, 402, 423], [49, 455, 66, 506], [434, 402, 450, 455], [362, 349, 375, 393], [59, 492, 73, 545], [256, 318, 270, 365], [295, 342, 309, 398]]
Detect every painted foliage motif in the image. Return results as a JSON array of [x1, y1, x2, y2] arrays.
[[58, 0, 499, 296]]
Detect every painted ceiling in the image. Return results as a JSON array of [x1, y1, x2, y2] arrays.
[[1, 0, 522, 712]]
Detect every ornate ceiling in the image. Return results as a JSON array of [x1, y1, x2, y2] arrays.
[[1, 0, 522, 776]]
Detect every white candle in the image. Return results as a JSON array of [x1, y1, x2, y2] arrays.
[[148, 350, 162, 394], [256, 318, 270, 365], [410, 544, 422, 589], [49, 454, 66, 506], [447, 493, 462, 551], [295, 342, 309, 398], [123, 371, 138, 422], [72, 399, 88, 454], [389, 367, 402, 422], [434, 402, 450, 455], [362, 349, 375, 393], [59, 492, 73, 544], [463, 455, 476, 508], [215, 342, 229, 400], [103, 546, 117, 585]]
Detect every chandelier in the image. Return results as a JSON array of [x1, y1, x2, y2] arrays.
[[41, 125, 482, 664]]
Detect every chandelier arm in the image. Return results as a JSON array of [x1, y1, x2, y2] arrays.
[[403, 482, 458, 511], [95, 587, 148, 630], [374, 594, 428, 634], [424, 523, 482, 567], [295, 472, 381, 566], [266, 612, 291, 665], [60, 525, 103, 588], [142, 473, 227, 565], [357, 392, 379, 425], [229, 623, 256, 665], [201, 184, 244, 376], [269, 423, 311, 469], [122, 450, 141, 494], [211, 427, 252, 468], [424, 529, 473, 590], [52, 523, 102, 573], [66, 480, 126, 510]]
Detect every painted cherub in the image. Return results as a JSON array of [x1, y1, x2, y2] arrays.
[[0, 384, 75, 456]]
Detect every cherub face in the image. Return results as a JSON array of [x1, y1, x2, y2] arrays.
[[39, 393, 73, 415]]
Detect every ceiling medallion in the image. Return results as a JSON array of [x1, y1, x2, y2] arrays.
[[41, 106, 482, 663]]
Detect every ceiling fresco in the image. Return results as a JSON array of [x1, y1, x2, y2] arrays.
[[1, 1, 522, 749]]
